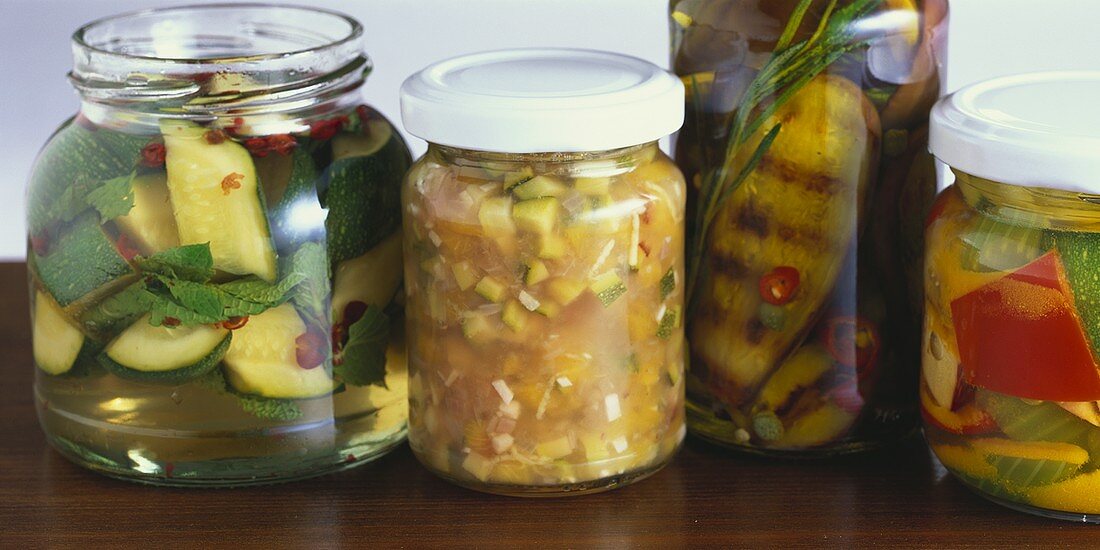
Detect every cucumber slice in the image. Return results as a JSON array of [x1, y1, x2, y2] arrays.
[[475, 276, 508, 303], [268, 148, 324, 251], [223, 304, 334, 399], [524, 259, 550, 286], [332, 231, 403, 320], [548, 277, 587, 305], [161, 120, 278, 282], [32, 290, 85, 375], [33, 211, 135, 308], [977, 390, 1094, 447], [502, 300, 528, 332], [657, 306, 681, 339], [323, 119, 411, 264], [114, 172, 180, 254], [80, 281, 151, 338], [451, 261, 480, 291], [100, 314, 230, 383]]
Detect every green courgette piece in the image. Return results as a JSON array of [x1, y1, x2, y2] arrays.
[[114, 172, 180, 254], [161, 120, 278, 282], [322, 119, 412, 264], [959, 214, 1048, 273], [33, 211, 135, 308], [27, 122, 149, 235], [269, 148, 324, 252], [99, 314, 230, 384], [32, 290, 86, 375], [976, 390, 1094, 448], [223, 304, 335, 399], [1053, 231, 1100, 353]]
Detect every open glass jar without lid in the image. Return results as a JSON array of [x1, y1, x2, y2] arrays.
[[399, 49, 688, 496], [925, 71, 1100, 522], [27, 4, 412, 485]]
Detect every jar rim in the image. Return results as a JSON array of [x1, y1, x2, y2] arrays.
[[72, 3, 363, 64]]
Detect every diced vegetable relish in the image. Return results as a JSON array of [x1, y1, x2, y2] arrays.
[[404, 143, 686, 490]]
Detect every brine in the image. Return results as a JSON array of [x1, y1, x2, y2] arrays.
[[924, 175, 1100, 520], [403, 143, 686, 495], [29, 102, 412, 484], [670, 0, 947, 454]]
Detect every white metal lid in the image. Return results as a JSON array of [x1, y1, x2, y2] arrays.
[[930, 71, 1100, 193], [399, 48, 685, 153]]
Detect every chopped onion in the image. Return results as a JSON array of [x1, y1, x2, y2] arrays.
[[499, 400, 521, 419], [556, 376, 573, 388], [428, 230, 443, 247], [444, 370, 459, 387], [518, 290, 541, 311], [491, 433, 515, 454], [605, 394, 622, 422], [611, 436, 629, 453], [492, 379, 514, 404]]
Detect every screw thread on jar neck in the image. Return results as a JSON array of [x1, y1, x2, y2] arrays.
[[70, 4, 369, 134], [955, 170, 1100, 231], [430, 142, 661, 179]]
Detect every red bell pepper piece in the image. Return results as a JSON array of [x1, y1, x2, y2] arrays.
[[950, 251, 1100, 401]]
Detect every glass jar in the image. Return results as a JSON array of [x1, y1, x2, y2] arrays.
[[670, 0, 948, 454], [27, 5, 412, 485], [924, 71, 1100, 521], [399, 50, 687, 495]]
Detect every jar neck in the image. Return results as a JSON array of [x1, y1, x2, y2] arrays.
[[955, 170, 1100, 231], [71, 4, 368, 134], [427, 142, 661, 178]]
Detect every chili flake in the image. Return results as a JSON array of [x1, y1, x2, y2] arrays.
[[243, 137, 270, 157], [266, 134, 297, 156], [140, 142, 167, 168], [309, 116, 347, 141], [221, 172, 245, 195], [221, 316, 250, 330]]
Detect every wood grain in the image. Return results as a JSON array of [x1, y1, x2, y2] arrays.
[[0, 262, 1091, 548]]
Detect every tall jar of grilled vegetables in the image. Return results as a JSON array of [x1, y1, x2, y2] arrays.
[[399, 50, 687, 495], [925, 72, 1100, 522], [27, 6, 411, 485], [670, 0, 948, 454]]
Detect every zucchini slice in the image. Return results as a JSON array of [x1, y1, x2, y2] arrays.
[[332, 231, 403, 320], [323, 119, 410, 264], [33, 211, 135, 308], [114, 172, 180, 254], [161, 120, 278, 281], [100, 314, 230, 383], [223, 304, 334, 399], [32, 290, 85, 375]]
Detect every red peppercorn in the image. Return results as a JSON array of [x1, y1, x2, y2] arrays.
[[343, 301, 368, 326], [243, 137, 270, 157], [114, 233, 142, 261], [162, 317, 181, 327], [140, 142, 167, 168], [295, 328, 329, 370]]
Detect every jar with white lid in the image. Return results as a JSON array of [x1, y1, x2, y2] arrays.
[[924, 71, 1100, 521], [399, 49, 687, 495]]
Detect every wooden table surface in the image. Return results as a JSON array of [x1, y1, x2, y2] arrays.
[[0, 262, 1090, 548]]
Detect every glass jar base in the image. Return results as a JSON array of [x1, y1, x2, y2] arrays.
[[973, 489, 1100, 524], [414, 446, 679, 498], [40, 403, 407, 487], [687, 402, 918, 458]]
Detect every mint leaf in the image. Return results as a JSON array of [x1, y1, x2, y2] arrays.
[[82, 282, 157, 334], [336, 305, 389, 387], [197, 369, 303, 421], [162, 278, 225, 319], [137, 244, 215, 282], [284, 242, 330, 329], [86, 173, 135, 222]]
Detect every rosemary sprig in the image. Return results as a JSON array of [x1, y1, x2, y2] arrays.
[[684, 0, 883, 311]]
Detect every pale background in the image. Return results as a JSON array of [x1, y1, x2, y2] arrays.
[[2, 0, 1099, 258]]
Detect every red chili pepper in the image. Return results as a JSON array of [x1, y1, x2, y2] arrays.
[[758, 266, 800, 305], [639, 203, 653, 225], [343, 301, 368, 326], [266, 134, 297, 156], [140, 142, 167, 168], [243, 137, 271, 157], [824, 316, 880, 377], [30, 231, 50, 257], [221, 316, 249, 330], [204, 130, 227, 145], [162, 317, 181, 327], [114, 233, 142, 261], [309, 116, 347, 141], [295, 328, 329, 370]]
